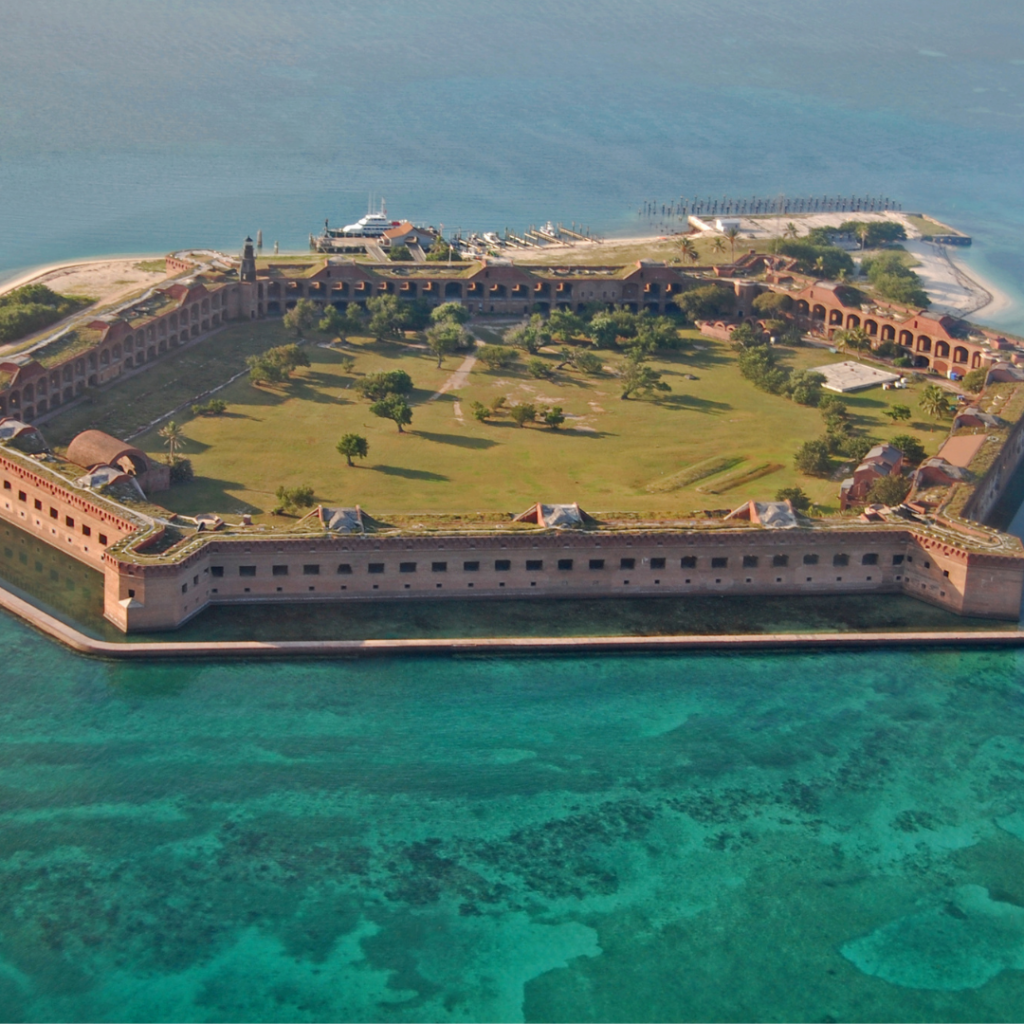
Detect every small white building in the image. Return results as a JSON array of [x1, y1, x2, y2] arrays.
[[715, 218, 741, 233]]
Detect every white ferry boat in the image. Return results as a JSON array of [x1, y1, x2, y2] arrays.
[[341, 201, 393, 237]]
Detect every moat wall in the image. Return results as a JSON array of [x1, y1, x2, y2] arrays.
[[963, 412, 1024, 530], [2, 446, 1023, 634]]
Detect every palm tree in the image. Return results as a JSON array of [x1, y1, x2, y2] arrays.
[[856, 223, 871, 250], [159, 420, 184, 462], [847, 326, 871, 360], [710, 236, 727, 258], [724, 226, 741, 261], [919, 384, 952, 425], [813, 255, 826, 277], [679, 238, 699, 264], [832, 328, 849, 356], [783, 222, 799, 240]]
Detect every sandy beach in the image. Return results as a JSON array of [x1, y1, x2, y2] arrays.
[[0, 255, 175, 308]]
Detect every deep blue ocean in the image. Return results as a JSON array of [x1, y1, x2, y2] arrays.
[[4, 2, 1024, 1020]]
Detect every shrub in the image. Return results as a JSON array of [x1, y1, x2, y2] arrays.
[[794, 439, 833, 477], [527, 357, 552, 378], [962, 367, 987, 392], [169, 458, 194, 484], [275, 484, 315, 513], [774, 486, 810, 511], [477, 344, 518, 370], [867, 474, 911, 506], [888, 434, 926, 465], [542, 406, 565, 429], [509, 403, 536, 427]]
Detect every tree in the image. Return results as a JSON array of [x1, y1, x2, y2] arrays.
[[159, 420, 185, 462], [319, 304, 363, 342], [919, 384, 952, 422], [509, 403, 537, 427], [548, 308, 585, 344], [573, 350, 604, 375], [867, 473, 911, 506], [477, 344, 518, 370], [275, 483, 315, 514], [751, 291, 793, 317], [318, 305, 345, 336], [505, 315, 549, 354], [962, 367, 987, 393], [471, 401, 492, 422], [425, 237, 462, 262], [283, 298, 318, 337], [783, 222, 799, 240], [336, 433, 369, 466], [843, 436, 876, 462], [369, 393, 413, 432], [366, 294, 407, 342], [768, 239, 855, 280], [730, 322, 761, 348], [620, 357, 670, 400], [775, 486, 810, 511], [431, 302, 471, 326], [527, 356, 552, 378], [885, 404, 912, 424], [388, 245, 412, 261], [794, 439, 832, 477], [247, 355, 285, 385], [586, 312, 620, 348], [861, 251, 929, 307], [710, 236, 726, 257], [888, 434, 926, 465], [674, 283, 734, 322], [355, 370, 413, 401], [724, 225, 741, 261], [679, 237, 700, 263], [265, 343, 309, 374], [426, 321, 465, 367], [542, 406, 565, 429]]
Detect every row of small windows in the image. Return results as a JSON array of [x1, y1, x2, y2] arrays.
[[3, 481, 107, 543], [213, 552, 905, 577]]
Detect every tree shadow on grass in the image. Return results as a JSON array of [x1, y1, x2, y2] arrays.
[[157, 475, 255, 515], [415, 431, 498, 449], [370, 464, 449, 481], [655, 394, 732, 413], [678, 346, 730, 369], [561, 427, 617, 439]]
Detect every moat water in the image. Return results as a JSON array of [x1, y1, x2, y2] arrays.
[[5, 2, 1024, 1020]]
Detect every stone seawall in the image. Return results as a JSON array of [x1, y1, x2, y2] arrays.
[[1, 577, 1021, 659]]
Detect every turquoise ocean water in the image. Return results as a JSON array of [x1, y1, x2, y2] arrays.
[[5, 1, 1024, 1019]]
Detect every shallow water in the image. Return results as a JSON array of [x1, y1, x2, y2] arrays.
[[4, 1, 1024, 332], [2, 618, 1024, 1022], [5, 3, 1024, 1019]]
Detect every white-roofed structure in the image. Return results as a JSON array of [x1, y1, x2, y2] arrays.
[[810, 360, 901, 392]]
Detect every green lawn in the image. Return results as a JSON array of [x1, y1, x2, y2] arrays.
[[43, 323, 297, 447], [84, 324, 945, 520]]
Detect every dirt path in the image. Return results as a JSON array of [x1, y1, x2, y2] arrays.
[[427, 350, 478, 423]]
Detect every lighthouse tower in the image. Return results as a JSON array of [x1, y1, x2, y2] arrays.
[[239, 236, 257, 282]]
